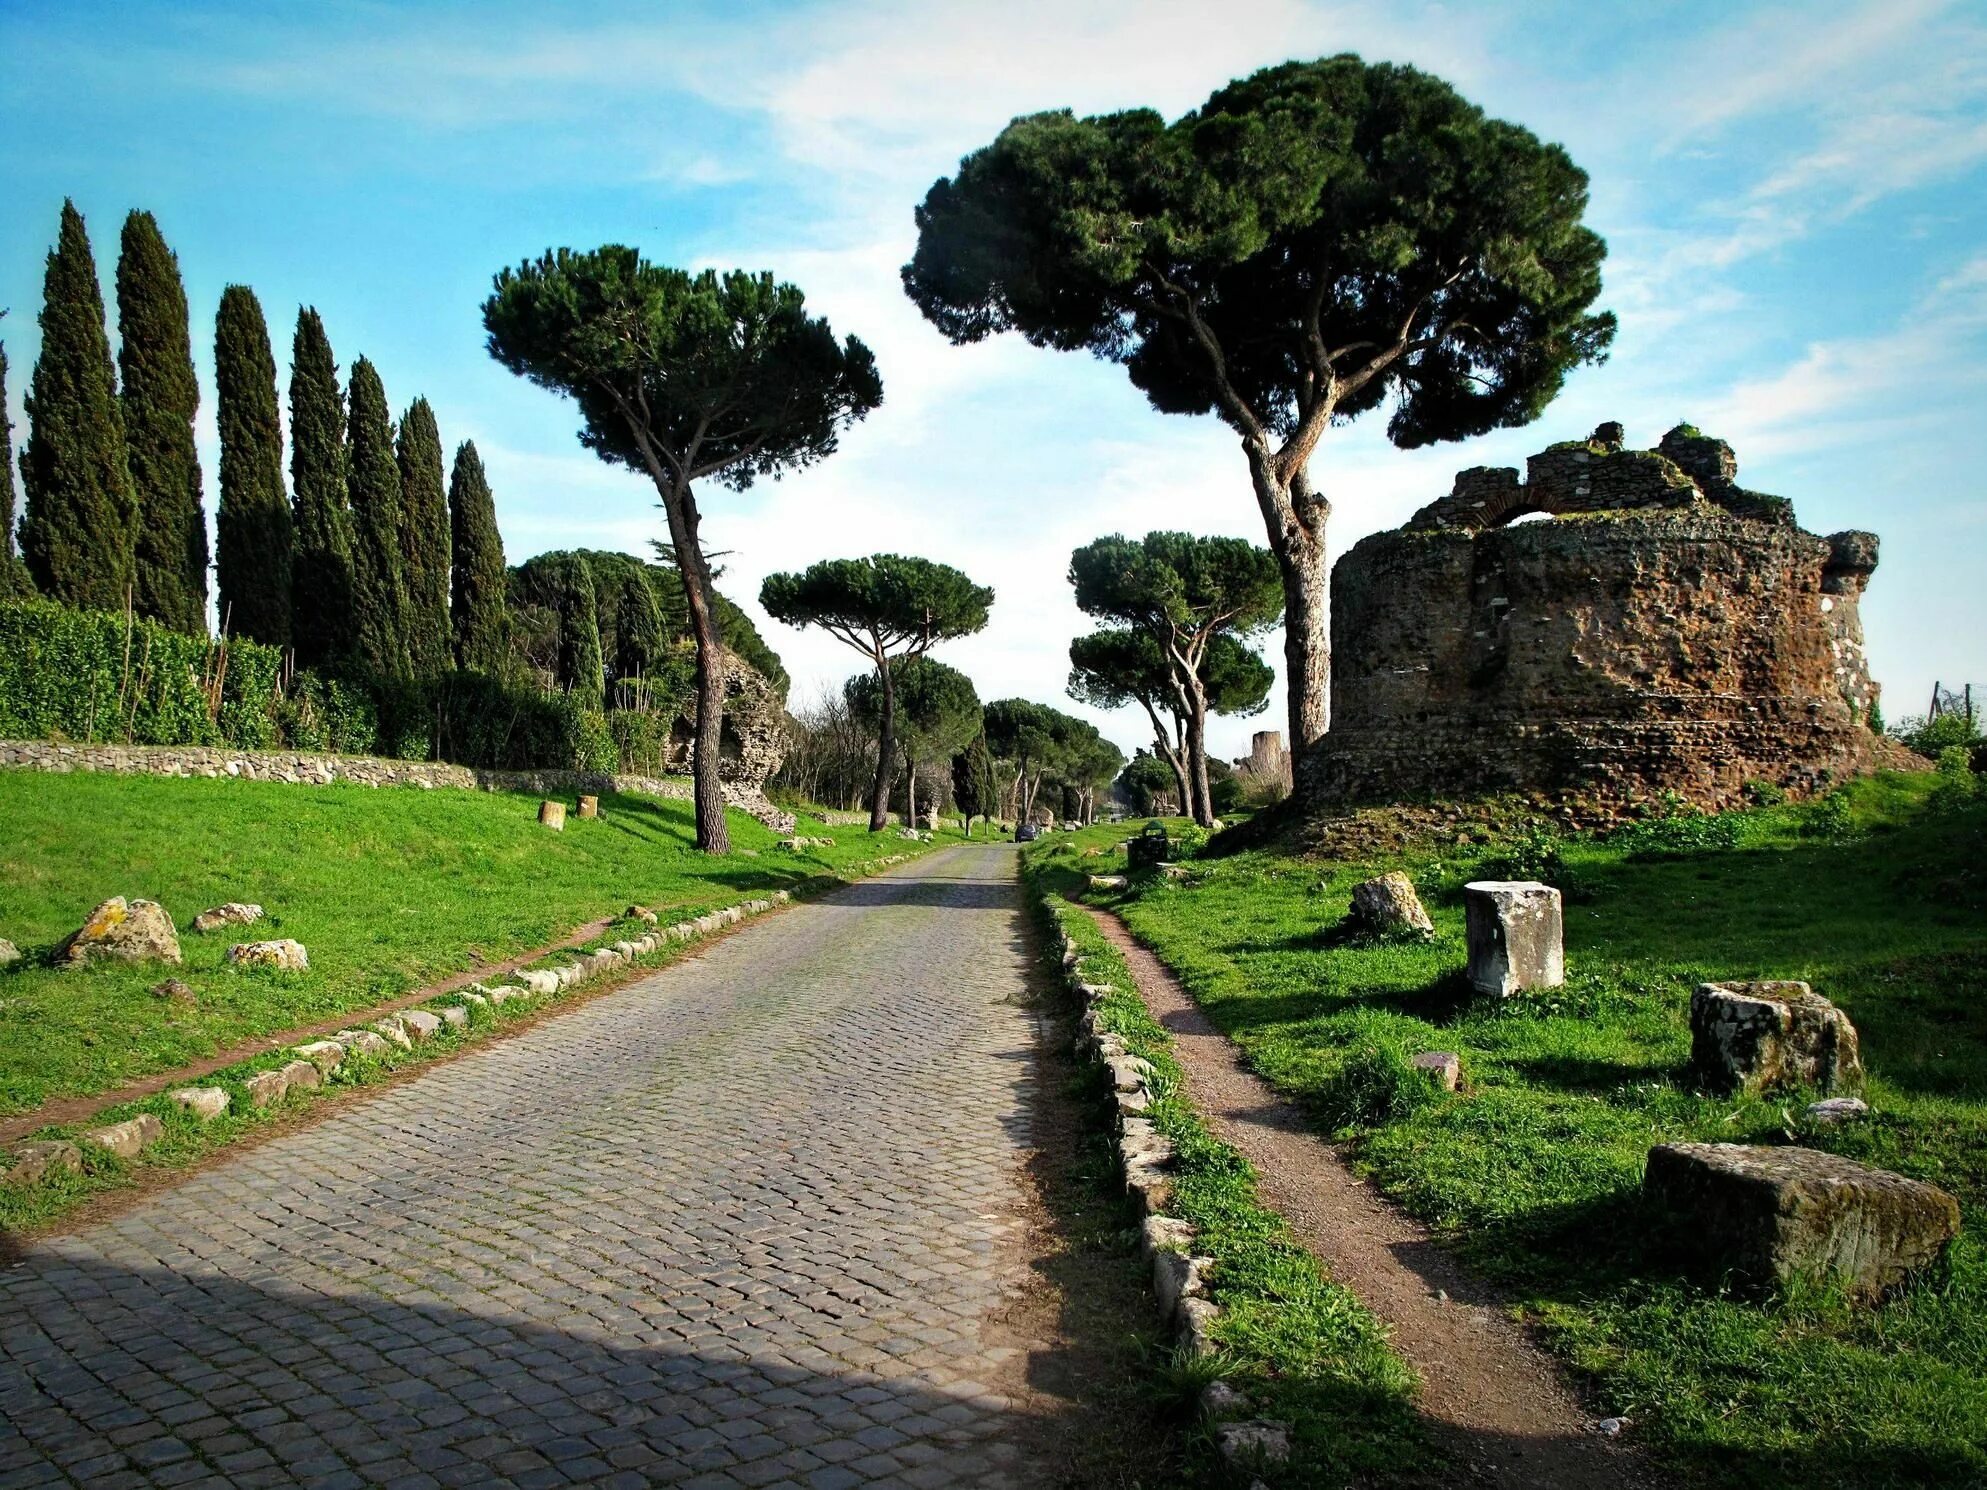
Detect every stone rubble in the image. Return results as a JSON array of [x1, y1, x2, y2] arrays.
[[167, 1086, 230, 1121], [4, 1140, 82, 1186], [85, 1113, 165, 1159]]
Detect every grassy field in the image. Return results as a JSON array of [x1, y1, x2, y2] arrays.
[[0, 770, 956, 1118], [1025, 772, 1987, 1489]]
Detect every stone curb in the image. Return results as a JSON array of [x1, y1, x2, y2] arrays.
[[1041, 902, 1297, 1470], [1042, 915, 1223, 1358]]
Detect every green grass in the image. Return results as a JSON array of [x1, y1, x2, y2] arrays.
[[0, 770, 956, 1118], [1026, 776, 1987, 1489], [1025, 861, 1424, 1486]]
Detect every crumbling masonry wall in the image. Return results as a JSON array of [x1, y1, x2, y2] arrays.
[[1303, 423, 1894, 817]]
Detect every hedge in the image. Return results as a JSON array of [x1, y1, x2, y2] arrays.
[[0, 598, 283, 748], [0, 600, 670, 776]]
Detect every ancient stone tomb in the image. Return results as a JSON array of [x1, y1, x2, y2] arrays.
[[1307, 423, 1892, 816]]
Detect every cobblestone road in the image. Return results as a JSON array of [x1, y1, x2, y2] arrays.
[[0, 846, 1055, 1490]]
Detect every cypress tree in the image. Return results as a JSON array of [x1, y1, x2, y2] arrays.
[[558, 557, 604, 709], [19, 200, 137, 610], [447, 439, 507, 671], [344, 356, 413, 679], [395, 397, 451, 675], [213, 285, 291, 645], [615, 568, 665, 683], [117, 210, 208, 634], [0, 337, 31, 597], [288, 307, 355, 668]]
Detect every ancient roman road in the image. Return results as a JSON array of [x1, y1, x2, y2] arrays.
[[0, 846, 1058, 1490]]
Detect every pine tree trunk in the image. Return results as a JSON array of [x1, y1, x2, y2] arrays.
[[905, 748, 918, 829], [869, 661, 897, 832], [1184, 691, 1214, 827], [1253, 458, 1332, 793], [662, 478, 729, 854]]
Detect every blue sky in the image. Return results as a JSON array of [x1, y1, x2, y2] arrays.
[[2, 0, 1982, 761]]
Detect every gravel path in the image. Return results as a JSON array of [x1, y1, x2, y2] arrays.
[[1083, 907, 1660, 1490], [0, 847, 1056, 1490]]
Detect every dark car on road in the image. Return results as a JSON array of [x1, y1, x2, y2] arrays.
[[1015, 822, 1043, 842]]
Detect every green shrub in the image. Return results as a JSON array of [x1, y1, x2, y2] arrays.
[[1479, 820, 1564, 881], [1893, 710, 1981, 757], [1172, 823, 1211, 859], [1743, 779, 1787, 808], [565, 704, 618, 773], [271, 672, 380, 754], [1609, 801, 1746, 859], [1315, 1025, 1446, 1130], [608, 708, 676, 775], [1800, 786, 1859, 841], [0, 598, 283, 748]]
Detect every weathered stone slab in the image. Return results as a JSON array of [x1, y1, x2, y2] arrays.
[[370, 1017, 413, 1050], [1643, 1141, 1959, 1297], [0, 938, 19, 966], [1690, 981, 1863, 1096], [279, 1058, 321, 1092], [86, 1114, 165, 1159], [1463, 881, 1564, 996], [1152, 1248, 1210, 1319], [439, 1004, 470, 1030], [538, 800, 565, 830], [1412, 1051, 1462, 1091], [245, 1070, 288, 1107], [59, 898, 181, 968], [1216, 1419, 1292, 1467], [168, 1086, 229, 1121], [228, 939, 309, 971], [1177, 1296, 1222, 1357], [191, 902, 263, 933], [1807, 1097, 1870, 1125], [399, 1009, 442, 1042], [333, 1029, 390, 1058], [6, 1141, 82, 1185], [1087, 874, 1128, 891], [519, 969, 561, 996], [1349, 871, 1434, 937]]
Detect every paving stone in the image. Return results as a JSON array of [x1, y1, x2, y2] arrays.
[[0, 849, 1048, 1488]]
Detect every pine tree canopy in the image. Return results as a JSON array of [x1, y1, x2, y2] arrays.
[[396, 396, 451, 675], [19, 200, 137, 611], [288, 306, 355, 668], [344, 356, 414, 679], [447, 439, 508, 672], [213, 284, 292, 645], [118, 210, 208, 634]]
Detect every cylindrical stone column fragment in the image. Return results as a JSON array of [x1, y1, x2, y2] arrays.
[[577, 794, 600, 819], [1464, 880, 1564, 997], [538, 800, 566, 831]]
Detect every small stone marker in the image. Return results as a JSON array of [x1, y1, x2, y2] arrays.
[[168, 1086, 230, 1121], [58, 897, 182, 968], [1690, 981, 1863, 1096], [1463, 881, 1564, 997], [228, 939, 309, 971], [1412, 1051, 1462, 1091], [1349, 871, 1435, 937], [6, 1140, 82, 1185], [191, 902, 263, 933], [86, 1113, 165, 1159], [0, 938, 19, 966], [1643, 1141, 1960, 1298], [577, 794, 600, 819], [538, 800, 566, 831], [245, 1070, 288, 1107]]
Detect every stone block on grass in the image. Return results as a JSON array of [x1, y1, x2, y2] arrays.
[[334, 1029, 391, 1058], [399, 1009, 442, 1042], [1412, 1051, 1462, 1091], [538, 800, 565, 831], [1643, 1141, 1959, 1298], [279, 1058, 321, 1092], [168, 1086, 230, 1121], [1690, 981, 1863, 1096], [245, 1070, 288, 1107], [520, 970, 561, 996], [371, 1017, 414, 1050], [440, 1004, 470, 1030], [1349, 871, 1435, 937], [228, 939, 309, 972], [1463, 881, 1564, 997], [6, 1140, 82, 1185], [293, 1040, 345, 1073], [191, 902, 263, 934], [86, 1114, 165, 1159], [59, 898, 181, 968], [0, 938, 18, 966]]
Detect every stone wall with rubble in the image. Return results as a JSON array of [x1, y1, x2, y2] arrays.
[[1302, 423, 1898, 818]]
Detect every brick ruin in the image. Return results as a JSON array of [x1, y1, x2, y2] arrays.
[[1303, 422, 1899, 818], [1231, 730, 1292, 794]]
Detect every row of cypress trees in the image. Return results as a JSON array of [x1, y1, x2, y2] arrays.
[[1, 200, 510, 681]]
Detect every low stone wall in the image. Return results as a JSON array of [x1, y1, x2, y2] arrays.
[[0, 739, 798, 832]]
